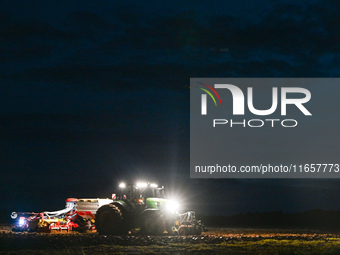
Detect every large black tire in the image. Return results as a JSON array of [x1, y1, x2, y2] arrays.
[[95, 204, 127, 235], [194, 226, 202, 235], [144, 213, 165, 235], [178, 225, 188, 236], [178, 225, 201, 235]]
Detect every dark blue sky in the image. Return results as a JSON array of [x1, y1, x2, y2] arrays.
[[1, 0, 340, 216]]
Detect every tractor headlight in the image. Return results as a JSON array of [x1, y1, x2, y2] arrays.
[[166, 200, 179, 213], [150, 183, 158, 188], [18, 217, 25, 226], [136, 182, 147, 188]]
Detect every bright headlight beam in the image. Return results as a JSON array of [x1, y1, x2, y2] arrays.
[[166, 200, 179, 212], [119, 182, 126, 188], [18, 217, 25, 226], [136, 182, 147, 188]]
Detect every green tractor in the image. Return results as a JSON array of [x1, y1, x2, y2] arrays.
[[95, 181, 206, 235]]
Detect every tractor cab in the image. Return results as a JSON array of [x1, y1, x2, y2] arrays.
[[141, 186, 165, 199], [117, 182, 166, 206]]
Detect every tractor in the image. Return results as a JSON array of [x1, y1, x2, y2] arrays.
[[95, 181, 206, 235]]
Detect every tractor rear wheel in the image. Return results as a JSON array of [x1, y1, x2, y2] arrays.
[[144, 213, 165, 235], [95, 204, 127, 235]]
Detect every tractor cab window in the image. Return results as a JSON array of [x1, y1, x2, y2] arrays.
[[140, 187, 165, 199], [154, 188, 165, 198], [141, 188, 154, 199]]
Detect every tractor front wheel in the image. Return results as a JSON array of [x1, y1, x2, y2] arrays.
[[144, 213, 165, 235]]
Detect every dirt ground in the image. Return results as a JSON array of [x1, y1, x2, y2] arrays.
[[1, 225, 340, 254]]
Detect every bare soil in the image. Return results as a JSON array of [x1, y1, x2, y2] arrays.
[[1, 225, 340, 254]]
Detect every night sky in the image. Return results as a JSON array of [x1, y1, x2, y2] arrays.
[[1, 0, 340, 216]]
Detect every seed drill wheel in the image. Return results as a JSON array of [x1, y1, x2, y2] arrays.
[[194, 226, 202, 235], [178, 225, 202, 235], [178, 225, 188, 236], [95, 204, 127, 235], [144, 213, 165, 235]]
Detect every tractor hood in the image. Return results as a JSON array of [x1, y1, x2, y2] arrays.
[[145, 198, 179, 212], [145, 197, 168, 209]]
